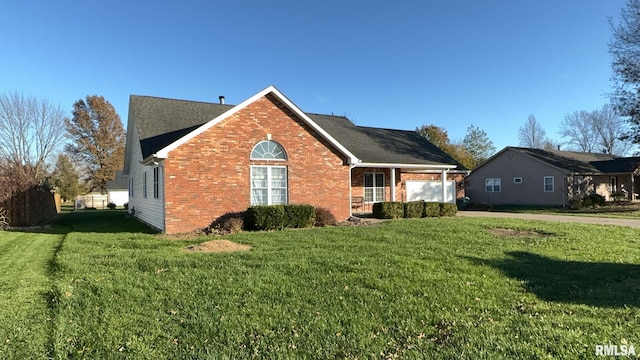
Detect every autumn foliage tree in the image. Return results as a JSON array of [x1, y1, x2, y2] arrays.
[[65, 95, 125, 193], [415, 124, 475, 169]]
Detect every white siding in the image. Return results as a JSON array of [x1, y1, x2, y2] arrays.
[[125, 126, 165, 231]]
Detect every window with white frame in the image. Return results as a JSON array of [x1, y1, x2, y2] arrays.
[[544, 176, 554, 192], [143, 171, 148, 198], [251, 166, 287, 205], [250, 141, 288, 206], [153, 167, 160, 199], [364, 173, 385, 202], [485, 178, 501, 192]]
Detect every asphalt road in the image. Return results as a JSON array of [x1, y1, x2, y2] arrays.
[[457, 211, 640, 229]]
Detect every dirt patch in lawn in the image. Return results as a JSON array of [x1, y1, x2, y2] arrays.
[[183, 240, 252, 253], [490, 228, 553, 238]]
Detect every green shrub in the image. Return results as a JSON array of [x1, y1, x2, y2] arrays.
[[440, 203, 458, 217], [315, 207, 337, 227], [423, 202, 441, 217], [244, 205, 285, 231], [283, 204, 315, 228], [404, 201, 424, 218], [372, 202, 404, 219], [582, 193, 605, 208], [107, 202, 117, 210]]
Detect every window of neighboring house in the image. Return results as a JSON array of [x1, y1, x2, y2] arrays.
[[485, 178, 501, 192], [143, 171, 148, 198], [514, 177, 523, 184], [251, 166, 287, 205], [544, 176, 554, 192], [364, 173, 385, 202], [129, 177, 134, 197], [153, 167, 160, 199], [250, 140, 288, 206]]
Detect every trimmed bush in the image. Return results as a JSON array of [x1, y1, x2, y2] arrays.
[[372, 202, 405, 219], [423, 202, 441, 217], [244, 205, 285, 231], [404, 201, 424, 218], [315, 207, 337, 227], [209, 211, 245, 234], [582, 193, 606, 208], [439, 203, 458, 217], [283, 204, 315, 228], [107, 202, 117, 210]]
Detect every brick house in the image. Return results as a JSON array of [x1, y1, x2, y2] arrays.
[[123, 86, 468, 233]]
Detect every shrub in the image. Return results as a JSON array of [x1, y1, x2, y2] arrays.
[[107, 202, 117, 210], [582, 193, 605, 208], [404, 201, 424, 218], [209, 211, 245, 234], [244, 205, 285, 231], [423, 202, 441, 217], [372, 202, 404, 219], [465, 202, 493, 211], [123, 203, 129, 210], [315, 207, 337, 227], [283, 204, 315, 228], [440, 203, 458, 217]]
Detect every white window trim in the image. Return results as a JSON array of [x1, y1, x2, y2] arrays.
[[250, 165, 288, 205], [544, 176, 554, 192], [364, 172, 385, 203], [250, 140, 287, 161], [513, 177, 523, 184], [485, 178, 501, 192]]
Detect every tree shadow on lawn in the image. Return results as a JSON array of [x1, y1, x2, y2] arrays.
[[465, 251, 640, 308], [14, 210, 158, 235]]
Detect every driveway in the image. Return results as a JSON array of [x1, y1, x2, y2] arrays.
[[457, 211, 640, 229]]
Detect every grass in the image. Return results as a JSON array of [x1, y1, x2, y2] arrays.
[[490, 204, 640, 219], [1, 210, 640, 358]]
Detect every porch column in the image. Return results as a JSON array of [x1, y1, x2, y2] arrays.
[[441, 169, 448, 203], [390, 168, 396, 202]]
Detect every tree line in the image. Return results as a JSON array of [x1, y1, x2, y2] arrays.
[[0, 92, 125, 203]]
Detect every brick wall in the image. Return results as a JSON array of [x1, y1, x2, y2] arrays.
[[163, 94, 351, 234]]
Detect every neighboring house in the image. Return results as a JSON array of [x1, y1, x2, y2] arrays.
[[106, 171, 129, 207], [466, 146, 640, 206], [123, 86, 468, 234]]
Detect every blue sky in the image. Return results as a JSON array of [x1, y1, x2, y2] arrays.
[[0, 0, 628, 153]]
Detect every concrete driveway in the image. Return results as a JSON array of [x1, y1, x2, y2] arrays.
[[457, 211, 640, 229]]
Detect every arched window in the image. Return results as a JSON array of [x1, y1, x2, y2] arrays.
[[250, 140, 287, 160], [250, 140, 287, 205]]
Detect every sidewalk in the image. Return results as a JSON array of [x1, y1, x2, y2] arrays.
[[457, 211, 640, 229]]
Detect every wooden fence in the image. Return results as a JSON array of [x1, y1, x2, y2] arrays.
[[0, 186, 61, 227]]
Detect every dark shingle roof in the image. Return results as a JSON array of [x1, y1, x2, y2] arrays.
[[129, 95, 465, 169], [106, 171, 128, 190], [509, 147, 638, 174], [308, 114, 465, 167], [130, 95, 233, 158]]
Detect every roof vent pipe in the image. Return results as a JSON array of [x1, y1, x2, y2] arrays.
[[219, 96, 225, 104]]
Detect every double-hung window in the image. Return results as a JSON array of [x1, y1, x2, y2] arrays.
[[485, 178, 501, 192], [544, 176, 554, 192], [250, 140, 288, 206], [364, 173, 385, 202]]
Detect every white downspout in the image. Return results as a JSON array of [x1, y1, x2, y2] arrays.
[[441, 169, 448, 203], [390, 168, 396, 202]]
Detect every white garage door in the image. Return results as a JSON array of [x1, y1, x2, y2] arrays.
[[406, 180, 455, 203]]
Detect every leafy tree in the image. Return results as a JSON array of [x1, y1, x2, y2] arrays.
[[462, 125, 496, 167], [0, 91, 66, 187], [609, 0, 640, 143], [50, 154, 82, 202], [518, 114, 547, 149], [65, 95, 125, 193], [415, 124, 475, 169]]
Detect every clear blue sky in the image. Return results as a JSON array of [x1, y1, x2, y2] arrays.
[[0, 0, 628, 153]]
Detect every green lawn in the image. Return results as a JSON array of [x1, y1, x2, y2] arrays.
[[1, 210, 639, 359], [490, 204, 640, 219]]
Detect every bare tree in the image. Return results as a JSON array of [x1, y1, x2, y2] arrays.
[[0, 91, 66, 185], [518, 114, 547, 149], [593, 104, 632, 155], [560, 111, 598, 152]]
